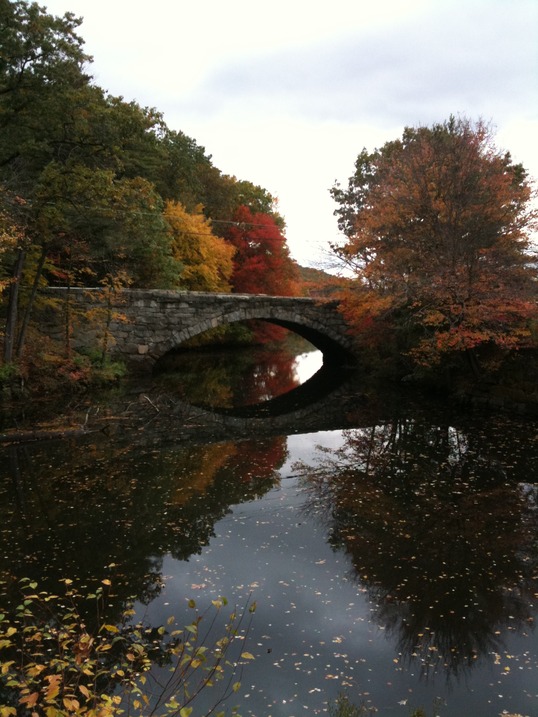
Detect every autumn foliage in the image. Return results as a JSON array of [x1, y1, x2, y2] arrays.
[[0, 2, 300, 372], [164, 201, 235, 292], [331, 117, 537, 372], [223, 205, 299, 296]]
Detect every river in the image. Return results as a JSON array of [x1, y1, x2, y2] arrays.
[[1, 338, 538, 716]]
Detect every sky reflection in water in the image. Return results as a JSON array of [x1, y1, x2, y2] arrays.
[[1, 345, 538, 717], [138, 423, 538, 717]]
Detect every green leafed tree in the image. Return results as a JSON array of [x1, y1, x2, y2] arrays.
[[0, 0, 92, 184], [42, 166, 179, 288]]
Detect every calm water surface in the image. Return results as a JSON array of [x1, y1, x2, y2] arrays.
[[1, 343, 538, 716]]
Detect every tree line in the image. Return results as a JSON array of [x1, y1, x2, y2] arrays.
[[0, 0, 300, 376], [2, 2, 536, 392]]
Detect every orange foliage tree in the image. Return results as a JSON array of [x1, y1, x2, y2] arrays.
[[331, 117, 537, 371]]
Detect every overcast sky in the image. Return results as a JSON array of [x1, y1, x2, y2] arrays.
[[42, 0, 538, 267]]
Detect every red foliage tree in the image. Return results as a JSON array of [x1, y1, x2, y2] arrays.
[[223, 205, 299, 296]]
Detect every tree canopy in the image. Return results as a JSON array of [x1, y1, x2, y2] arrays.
[[0, 1, 297, 366], [164, 201, 235, 292], [331, 117, 537, 372], [223, 205, 299, 296]]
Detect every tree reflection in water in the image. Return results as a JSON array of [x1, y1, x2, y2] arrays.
[[0, 434, 287, 618], [296, 415, 538, 680], [154, 342, 305, 408]]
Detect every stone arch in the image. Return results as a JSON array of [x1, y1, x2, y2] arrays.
[[156, 305, 355, 365], [39, 288, 357, 371]]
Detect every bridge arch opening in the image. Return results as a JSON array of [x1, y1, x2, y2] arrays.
[[153, 325, 329, 412], [258, 318, 354, 364], [155, 310, 355, 370]]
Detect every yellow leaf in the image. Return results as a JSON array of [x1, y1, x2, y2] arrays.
[[241, 652, 255, 660], [44, 674, 62, 702], [27, 664, 46, 677], [0, 707, 17, 717], [63, 696, 80, 711], [101, 624, 119, 633], [78, 684, 90, 699], [179, 708, 193, 717]]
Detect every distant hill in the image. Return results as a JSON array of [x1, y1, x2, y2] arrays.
[[295, 264, 349, 298]]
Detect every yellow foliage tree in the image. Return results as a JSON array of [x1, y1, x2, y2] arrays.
[[164, 201, 235, 292], [0, 220, 20, 293]]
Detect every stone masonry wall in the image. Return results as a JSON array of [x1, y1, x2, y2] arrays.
[[42, 288, 356, 371]]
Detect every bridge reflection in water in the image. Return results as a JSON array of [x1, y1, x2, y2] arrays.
[[3, 351, 538, 716], [128, 360, 367, 444]]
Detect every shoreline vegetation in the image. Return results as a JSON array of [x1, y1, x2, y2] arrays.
[[2, 345, 538, 446]]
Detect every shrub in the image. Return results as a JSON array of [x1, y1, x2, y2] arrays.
[[0, 577, 255, 717]]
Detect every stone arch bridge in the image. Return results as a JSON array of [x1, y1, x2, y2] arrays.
[[44, 288, 356, 371]]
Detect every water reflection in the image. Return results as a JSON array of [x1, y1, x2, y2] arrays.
[[0, 435, 285, 613], [295, 414, 538, 680], [0, 349, 357, 615], [3, 367, 538, 714], [153, 342, 322, 409]]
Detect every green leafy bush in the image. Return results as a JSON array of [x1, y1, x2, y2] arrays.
[[0, 363, 19, 385]]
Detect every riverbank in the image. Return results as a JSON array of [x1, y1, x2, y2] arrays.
[[2, 371, 538, 450], [3, 342, 538, 443]]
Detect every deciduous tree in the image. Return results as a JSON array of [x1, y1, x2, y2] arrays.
[[164, 201, 235, 292], [331, 117, 537, 371], [223, 205, 299, 296], [0, 0, 91, 184]]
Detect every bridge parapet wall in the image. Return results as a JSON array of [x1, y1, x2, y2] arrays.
[[42, 288, 355, 370]]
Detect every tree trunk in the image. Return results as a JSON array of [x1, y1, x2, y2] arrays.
[[466, 347, 481, 380], [64, 282, 72, 358], [3, 248, 25, 363], [15, 245, 47, 358]]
